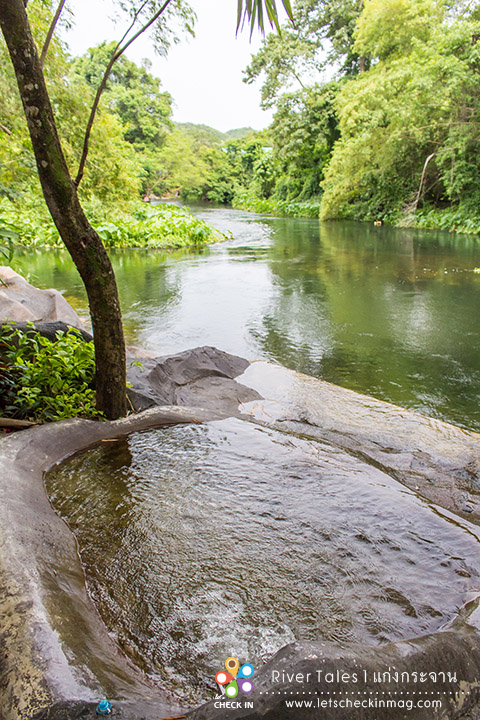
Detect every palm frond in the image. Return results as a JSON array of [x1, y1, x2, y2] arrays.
[[237, 0, 294, 35]]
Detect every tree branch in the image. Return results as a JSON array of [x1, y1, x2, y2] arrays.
[[0, 124, 12, 136], [40, 0, 66, 68], [413, 152, 437, 212], [116, 0, 151, 51], [291, 68, 306, 90], [75, 0, 173, 187], [116, 0, 173, 57]]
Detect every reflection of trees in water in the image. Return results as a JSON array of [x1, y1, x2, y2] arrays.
[[266, 218, 480, 285], [14, 246, 201, 343], [254, 219, 480, 430], [117, 254, 181, 343]]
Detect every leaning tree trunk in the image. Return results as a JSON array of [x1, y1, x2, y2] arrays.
[[0, 0, 127, 419]]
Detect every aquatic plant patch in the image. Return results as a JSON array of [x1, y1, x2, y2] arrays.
[[232, 191, 321, 218], [0, 197, 225, 249]]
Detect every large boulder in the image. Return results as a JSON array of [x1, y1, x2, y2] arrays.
[[127, 345, 261, 414], [0, 266, 86, 330]]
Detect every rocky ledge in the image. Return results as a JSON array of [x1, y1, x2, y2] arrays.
[[1, 276, 480, 719]]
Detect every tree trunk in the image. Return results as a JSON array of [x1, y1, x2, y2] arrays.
[[0, 0, 127, 419]]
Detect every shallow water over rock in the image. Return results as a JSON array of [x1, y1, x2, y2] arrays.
[[46, 414, 480, 703]]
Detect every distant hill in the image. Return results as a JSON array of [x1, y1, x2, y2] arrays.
[[176, 122, 256, 145], [224, 127, 255, 140], [176, 123, 226, 145]]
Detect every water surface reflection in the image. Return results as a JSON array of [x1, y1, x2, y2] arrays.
[[15, 209, 480, 429]]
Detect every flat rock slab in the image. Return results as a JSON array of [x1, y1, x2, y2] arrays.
[[2, 354, 480, 720], [239, 362, 480, 526], [0, 267, 85, 329]]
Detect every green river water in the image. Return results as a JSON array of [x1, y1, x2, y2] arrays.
[[15, 207, 480, 430]]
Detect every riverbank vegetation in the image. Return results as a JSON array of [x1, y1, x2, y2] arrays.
[[0, 325, 101, 422], [234, 0, 480, 232], [60, 0, 480, 235], [3, 0, 480, 247], [0, 6, 224, 251]]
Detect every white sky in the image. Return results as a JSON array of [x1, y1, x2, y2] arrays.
[[62, 0, 274, 133]]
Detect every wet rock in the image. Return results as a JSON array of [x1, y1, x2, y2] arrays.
[[239, 362, 480, 526], [127, 346, 261, 413], [189, 603, 480, 719], [31, 702, 98, 720], [0, 267, 86, 330], [31, 699, 181, 719]]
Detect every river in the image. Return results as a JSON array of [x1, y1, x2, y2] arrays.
[[15, 207, 480, 431], [39, 208, 480, 703]]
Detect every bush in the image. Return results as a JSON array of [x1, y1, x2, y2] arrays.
[[0, 325, 103, 422], [408, 206, 480, 234], [232, 190, 321, 218]]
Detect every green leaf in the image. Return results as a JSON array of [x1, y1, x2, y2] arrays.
[[236, 0, 293, 35]]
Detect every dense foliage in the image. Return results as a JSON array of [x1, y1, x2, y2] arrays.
[[0, 0, 224, 248], [238, 0, 480, 230], [3, 0, 480, 236], [0, 326, 102, 421], [0, 2, 144, 204], [321, 0, 480, 225]]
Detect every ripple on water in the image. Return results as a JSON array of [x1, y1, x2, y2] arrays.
[[46, 417, 480, 702]]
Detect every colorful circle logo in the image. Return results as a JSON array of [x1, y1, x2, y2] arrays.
[[215, 657, 255, 698]]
